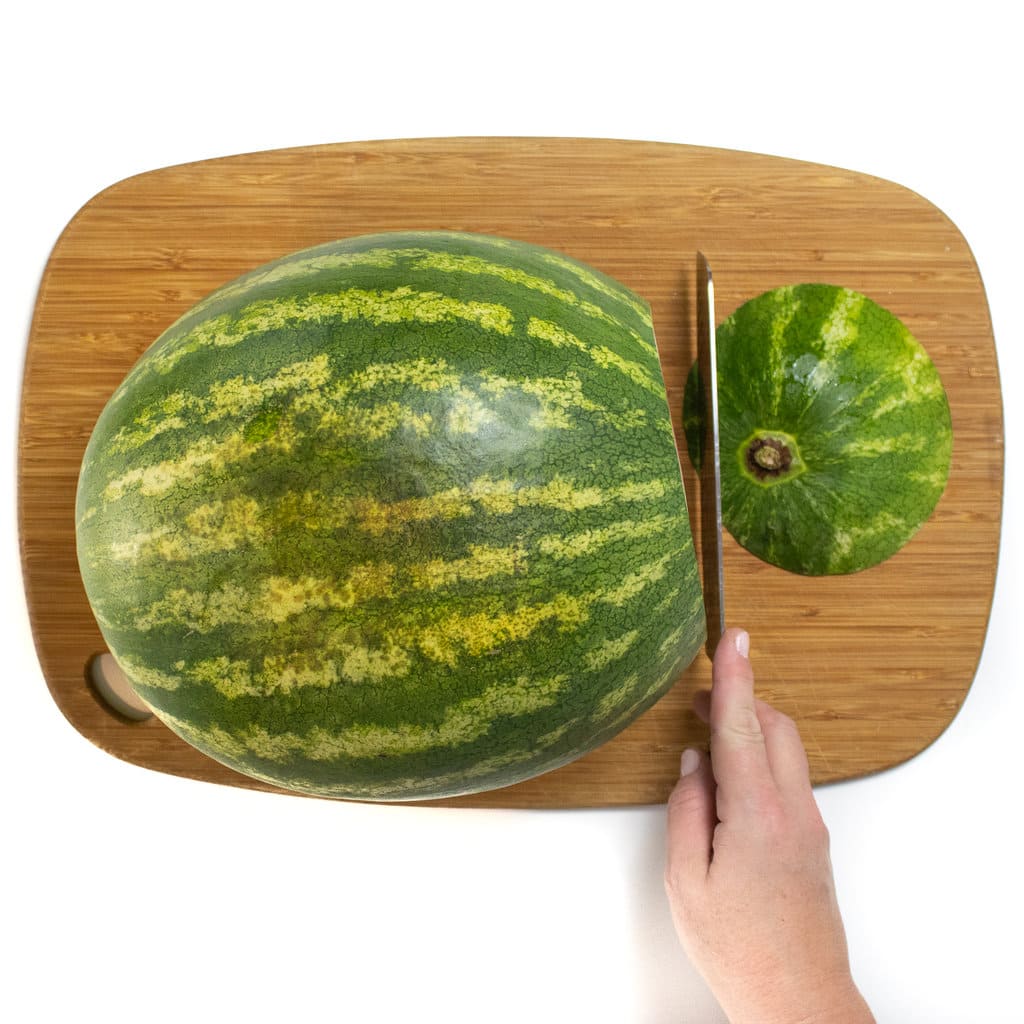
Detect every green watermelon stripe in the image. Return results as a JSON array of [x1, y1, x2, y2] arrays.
[[125, 617, 695, 800], [764, 286, 797, 419], [817, 288, 865, 354], [138, 612, 694, 804], [835, 432, 926, 457], [828, 510, 911, 572], [526, 318, 665, 399], [114, 548, 687, 701], [394, 248, 658, 357], [106, 357, 651, 465], [151, 700, 581, 798], [97, 348, 665, 504], [375, 551, 673, 671], [121, 569, 696, 745], [182, 248, 402, 322], [111, 285, 516, 401], [126, 512, 688, 637], [111, 234, 657, 411], [181, 233, 653, 344], [539, 252, 652, 326], [107, 354, 335, 454], [98, 474, 678, 563], [147, 595, 691, 776], [793, 341, 943, 437], [152, 671, 569, 762]]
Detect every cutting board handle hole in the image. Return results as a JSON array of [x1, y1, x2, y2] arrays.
[[87, 653, 153, 723]]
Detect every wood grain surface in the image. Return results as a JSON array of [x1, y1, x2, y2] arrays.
[[18, 137, 1003, 807]]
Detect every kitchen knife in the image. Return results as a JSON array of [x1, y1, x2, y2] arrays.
[[696, 251, 725, 653]]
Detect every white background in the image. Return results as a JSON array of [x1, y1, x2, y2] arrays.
[[4, 3, 1021, 1021]]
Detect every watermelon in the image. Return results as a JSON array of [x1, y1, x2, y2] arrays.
[[684, 283, 952, 575], [76, 230, 705, 801]]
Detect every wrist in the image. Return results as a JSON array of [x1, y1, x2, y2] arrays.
[[726, 975, 874, 1024], [803, 982, 874, 1024]]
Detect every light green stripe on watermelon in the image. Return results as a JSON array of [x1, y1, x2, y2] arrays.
[[539, 251, 652, 327], [77, 230, 703, 802], [837, 433, 925, 456], [144, 612, 688, 800], [183, 240, 657, 359], [107, 355, 336, 453], [101, 424, 294, 501], [112, 285, 516, 401], [151, 689, 583, 799], [128, 514, 686, 634], [183, 248, 402, 322], [595, 661, 681, 739], [404, 248, 659, 358], [584, 631, 641, 672], [154, 671, 568, 762], [819, 289, 865, 354], [120, 542, 691, 698], [526, 317, 665, 399], [108, 357, 650, 460], [534, 512, 684, 561], [97, 352, 662, 503]]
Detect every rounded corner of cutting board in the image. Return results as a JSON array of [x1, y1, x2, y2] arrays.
[[19, 137, 1002, 807]]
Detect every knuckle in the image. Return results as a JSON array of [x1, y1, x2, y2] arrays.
[[767, 806, 833, 866], [667, 776, 703, 813], [663, 863, 702, 915], [713, 705, 765, 746], [758, 700, 800, 737], [772, 708, 801, 736], [663, 856, 689, 902], [757, 796, 791, 839], [714, 725, 765, 754], [807, 811, 832, 850]]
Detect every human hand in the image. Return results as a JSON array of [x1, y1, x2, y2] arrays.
[[664, 628, 874, 1024]]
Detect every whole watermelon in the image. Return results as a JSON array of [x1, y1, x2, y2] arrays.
[[76, 231, 705, 801]]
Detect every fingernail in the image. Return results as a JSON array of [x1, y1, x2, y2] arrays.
[[680, 748, 701, 776], [734, 629, 750, 658]]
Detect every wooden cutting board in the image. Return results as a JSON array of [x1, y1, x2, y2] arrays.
[[19, 137, 1003, 808]]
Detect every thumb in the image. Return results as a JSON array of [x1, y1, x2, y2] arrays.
[[665, 748, 716, 895]]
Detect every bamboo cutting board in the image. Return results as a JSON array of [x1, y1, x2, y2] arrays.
[[19, 138, 1002, 808]]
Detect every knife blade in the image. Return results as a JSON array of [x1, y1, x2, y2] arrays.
[[696, 251, 725, 653]]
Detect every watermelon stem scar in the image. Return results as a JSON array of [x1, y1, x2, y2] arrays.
[[749, 437, 789, 474], [740, 429, 804, 487]]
